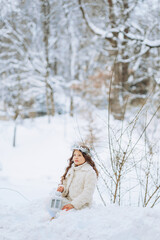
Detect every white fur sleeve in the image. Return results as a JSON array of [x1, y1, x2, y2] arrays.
[[71, 170, 97, 209]]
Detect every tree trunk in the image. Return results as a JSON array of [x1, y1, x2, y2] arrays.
[[41, 0, 55, 120], [107, 0, 129, 120], [13, 122, 17, 147]]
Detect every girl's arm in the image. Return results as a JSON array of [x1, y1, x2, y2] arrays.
[[71, 171, 97, 210], [57, 185, 64, 192], [58, 179, 68, 197]]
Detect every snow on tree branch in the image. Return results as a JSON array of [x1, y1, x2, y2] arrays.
[[142, 39, 160, 48], [123, 32, 160, 48], [78, 0, 160, 48], [78, 0, 114, 40], [117, 46, 150, 63]]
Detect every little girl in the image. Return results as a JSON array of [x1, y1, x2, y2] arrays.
[[57, 145, 99, 211]]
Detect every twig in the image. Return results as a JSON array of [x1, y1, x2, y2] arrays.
[[0, 187, 31, 202]]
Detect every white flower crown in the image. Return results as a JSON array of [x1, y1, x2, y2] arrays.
[[71, 145, 90, 155]]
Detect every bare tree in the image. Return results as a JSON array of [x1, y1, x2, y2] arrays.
[[94, 83, 160, 206], [78, 0, 160, 119]]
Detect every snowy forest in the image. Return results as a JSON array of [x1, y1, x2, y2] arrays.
[[0, 0, 160, 239], [0, 0, 160, 121]]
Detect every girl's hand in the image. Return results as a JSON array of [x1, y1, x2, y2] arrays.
[[62, 204, 74, 211], [57, 186, 64, 193]]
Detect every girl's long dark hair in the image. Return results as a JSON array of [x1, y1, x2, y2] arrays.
[[61, 146, 99, 184]]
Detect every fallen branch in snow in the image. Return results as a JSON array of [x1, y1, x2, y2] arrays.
[[0, 187, 31, 202]]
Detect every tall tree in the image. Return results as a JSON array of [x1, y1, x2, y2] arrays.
[[78, 0, 160, 119], [40, 0, 55, 121]]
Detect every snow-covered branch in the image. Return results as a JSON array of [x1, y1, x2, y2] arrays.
[[79, 0, 160, 49], [78, 0, 114, 40], [117, 46, 150, 63], [123, 32, 160, 48]]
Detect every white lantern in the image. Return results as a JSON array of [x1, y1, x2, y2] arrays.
[[50, 191, 62, 219]]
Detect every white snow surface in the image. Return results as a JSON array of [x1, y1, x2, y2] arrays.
[[0, 115, 160, 240], [1, 200, 160, 240]]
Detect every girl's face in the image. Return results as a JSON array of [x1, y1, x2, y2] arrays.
[[73, 150, 86, 166]]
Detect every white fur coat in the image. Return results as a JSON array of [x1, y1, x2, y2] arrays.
[[61, 162, 97, 210]]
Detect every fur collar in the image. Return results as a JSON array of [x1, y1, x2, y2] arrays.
[[67, 162, 92, 176]]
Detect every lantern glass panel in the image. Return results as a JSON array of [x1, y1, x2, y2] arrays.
[[51, 199, 55, 208], [55, 200, 60, 208]]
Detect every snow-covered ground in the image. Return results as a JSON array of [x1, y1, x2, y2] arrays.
[[0, 115, 160, 240], [1, 199, 160, 240]]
